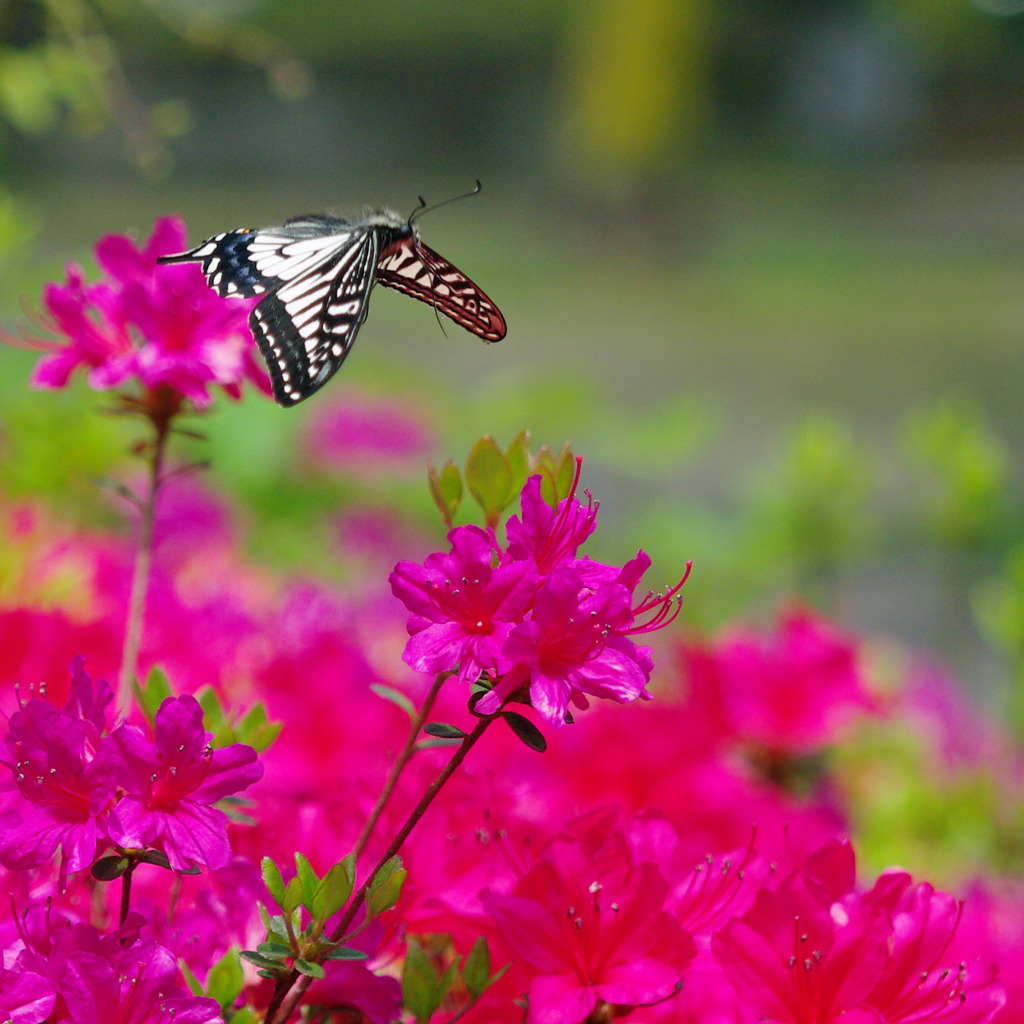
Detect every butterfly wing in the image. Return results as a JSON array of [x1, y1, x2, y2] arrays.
[[161, 217, 383, 406], [376, 240, 506, 342], [249, 227, 382, 405]]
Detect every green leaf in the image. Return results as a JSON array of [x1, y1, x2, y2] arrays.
[[256, 941, 292, 958], [534, 464, 559, 509], [550, 443, 576, 501], [228, 1006, 257, 1024], [238, 702, 282, 752], [428, 459, 463, 527], [294, 852, 319, 911], [504, 430, 531, 503], [423, 721, 467, 739], [91, 855, 130, 881], [282, 876, 304, 915], [261, 857, 286, 908], [366, 856, 406, 918], [196, 686, 226, 736], [312, 859, 354, 921], [462, 937, 491, 998], [322, 946, 369, 961], [132, 666, 172, 724], [293, 959, 325, 979], [205, 947, 244, 1009], [465, 436, 513, 528], [370, 683, 416, 719], [415, 737, 463, 750], [402, 938, 444, 1024], [179, 960, 203, 997], [239, 950, 286, 973], [501, 711, 547, 753]]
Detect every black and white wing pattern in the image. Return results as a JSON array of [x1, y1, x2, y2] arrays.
[[160, 204, 505, 407], [160, 215, 382, 405], [377, 240, 506, 342]]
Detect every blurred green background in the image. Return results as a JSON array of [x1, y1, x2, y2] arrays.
[[3, 0, 1024, 726]]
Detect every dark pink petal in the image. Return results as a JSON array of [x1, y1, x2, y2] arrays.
[[526, 973, 597, 1024], [0, 970, 55, 1024]]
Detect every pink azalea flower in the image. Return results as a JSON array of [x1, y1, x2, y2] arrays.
[[0, 969, 55, 1024], [108, 695, 263, 871], [476, 565, 655, 726], [390, 524, 536, 684], [480, 809, 695, 1024], [57, 940, 221, 1024], [712, 840, 1005, 1024], [0, 658, 120, 878], [707, 608, 875, 755], [504, 461, 598, 574], [29, 216, 268, 408], [301, 389, 434, 476]]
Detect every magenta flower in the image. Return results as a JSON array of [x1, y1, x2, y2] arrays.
[[504, 461, 598, 574], [480, 811, 694, 1024], [391, 463, 690, 725], [30, 216, 268, 408], [475, 566, 654, 726], [712, 841, 1005, 1024], [57, 940, 221, 1024], [389, 524, 536, 684], [108, 695, 263, 870], [710, 609, 875, 755], [0, 658, 120, 878], [0, 969, 55, 1024]]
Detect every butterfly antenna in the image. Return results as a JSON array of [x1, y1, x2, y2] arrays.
[[408, 180, 482, 224]]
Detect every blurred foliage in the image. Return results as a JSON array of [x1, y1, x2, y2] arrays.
[[900, 396, 1013, 554]]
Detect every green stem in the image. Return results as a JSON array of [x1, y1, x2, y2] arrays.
[[117, 410, 171, 708], [265, 714, 496, 1024], [119, 859, 138, 926]]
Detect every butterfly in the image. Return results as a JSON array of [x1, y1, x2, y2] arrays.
[[158, 183, 506, 406]]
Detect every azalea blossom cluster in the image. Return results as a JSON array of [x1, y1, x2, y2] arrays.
[[0, 219, 1021, 1024], [390, 467, 690, 726]]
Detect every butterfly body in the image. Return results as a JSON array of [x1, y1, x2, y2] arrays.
[[159, 206, 505, 406]]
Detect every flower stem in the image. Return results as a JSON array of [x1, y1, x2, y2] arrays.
[[265, 713, 496, 1024], [117, 401, 173, 708], [352, 672, 449, 862], [119, 859, 138, 926]]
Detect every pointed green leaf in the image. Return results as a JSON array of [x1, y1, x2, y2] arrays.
[[228, 1006, 257, 1024], [428, 459, 463, 527], [465, 436, 513, 528], [370, 684, 416, 719], [504, 430, 532, 503], [196, 685, 226, 735], [312, 860, 354, 921], [462, 937, 491, 998], [402, 938, 440, 1023], [534, 465, 559, 509], [501, 711, 547, 753], [322, 946, 369, 961], [239, 702, 282, 752], [256, 941, 292, 958], [179, 960, 203, 997], [205, 947, 244, 1008], [282, 876, 304, 915], [261, 857, 286, 908], [415, 737, 462, 751], [293, 959, 325, 979], [366, 856, 406, 918], [239, 950, 285, 972], [551, 444, 576, 501], [294, 852, 319, 911], [132, 666, 172, 724], [423, 722, 467, 739], [91, 855, 130, 881]]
